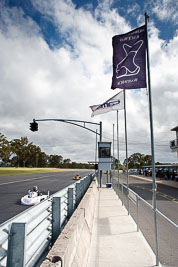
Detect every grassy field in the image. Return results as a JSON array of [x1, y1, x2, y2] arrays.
[[0, 167, 73, 176]]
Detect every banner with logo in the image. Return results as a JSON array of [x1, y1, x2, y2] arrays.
[[111, 25, 147, 89], [90, 90, 124, 117]]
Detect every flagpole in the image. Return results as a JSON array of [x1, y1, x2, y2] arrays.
[[145, 13, 159, 266], [112, 123, 115, 183], [95, 129, 98, 176], [113, 123, 115, 169], [99, 121, 102, 188], [117, 110, 120, 186], [124, 90, 129, 214]]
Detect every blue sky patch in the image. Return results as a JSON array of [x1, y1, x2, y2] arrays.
[[3, 0, 177, 48]]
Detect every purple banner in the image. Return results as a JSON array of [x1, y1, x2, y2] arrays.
[[111, 25, 147, 90]]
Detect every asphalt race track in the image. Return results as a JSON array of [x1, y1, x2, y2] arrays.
[[0, 170, 92, 225]]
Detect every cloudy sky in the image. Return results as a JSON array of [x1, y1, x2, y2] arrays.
[[0, 0, 178, 164]]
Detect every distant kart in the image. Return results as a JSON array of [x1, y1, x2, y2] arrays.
[[21, 190, 49, 206], [73, 174, 81, 180]]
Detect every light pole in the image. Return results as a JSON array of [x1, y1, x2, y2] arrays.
[[30, 118, 103, 184], [30, 118, 102, 137]]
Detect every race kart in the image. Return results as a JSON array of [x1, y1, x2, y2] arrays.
[[21, 190, 49, 206], [73, 174, 81, 180]]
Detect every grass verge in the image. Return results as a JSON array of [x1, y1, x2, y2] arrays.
[[0, 167, 74, 176]]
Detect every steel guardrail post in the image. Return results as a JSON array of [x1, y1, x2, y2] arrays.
[[76, 183, 80, 207], [118, 182, 120, 199], [52, 197, 61, 243], [7, 222, 26, 267], [89, 173, 92, 184], [86, 175, 89, 189], [136, 195, 139, 232], [83, 179, 86, 195], [122, 184, 124, 206], [80, 180, 83, 199], [81, 179, 84, 198], [87, 175, 89, 188], [83, 177, 87, 193], [128, 190, 130, 215], [80, 180, 83, 201], [68, 188, 74, 219], [86, 175, 89, 190], [80, 181, 82, 199]]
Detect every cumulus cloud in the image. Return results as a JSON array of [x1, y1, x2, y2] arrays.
[[0, 0, 178, 163], [151, 0, 178, 24]]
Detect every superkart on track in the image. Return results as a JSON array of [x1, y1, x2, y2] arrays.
[[21, 190, 49, 206], [73, 174, 81, 180]]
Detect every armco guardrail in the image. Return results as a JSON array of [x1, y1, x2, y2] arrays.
[[0, 173, 95, 267], [41, 179, 98, 267]]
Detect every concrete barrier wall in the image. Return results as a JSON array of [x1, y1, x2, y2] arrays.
[[41, 179, 98, 267]]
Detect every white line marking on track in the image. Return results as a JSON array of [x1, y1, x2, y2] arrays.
[[0, 174, 60, 186]]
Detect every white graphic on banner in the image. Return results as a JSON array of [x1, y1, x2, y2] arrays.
[[116, 40, 143, 79]]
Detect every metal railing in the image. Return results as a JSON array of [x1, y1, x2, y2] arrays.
[[113, 180, 178, 230], [0, 173, 95, 267], [112, 180, 178, 266]]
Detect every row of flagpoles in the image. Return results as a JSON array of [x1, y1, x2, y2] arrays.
[[89, 13, 159, 266]]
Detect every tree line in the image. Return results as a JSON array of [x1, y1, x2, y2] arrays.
[[0, 133, 92, 169], [122, 152, 162, 169], [113, 152, 159, 170], [1, 132, 159, 170]]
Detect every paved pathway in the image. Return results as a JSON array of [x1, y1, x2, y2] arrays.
[[87, 187, 162, 267]]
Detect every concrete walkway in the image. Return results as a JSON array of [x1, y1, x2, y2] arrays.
[[87, 187, 161, 267]]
